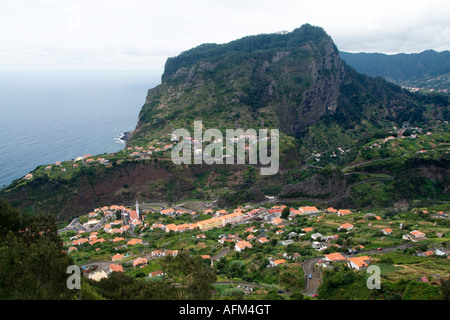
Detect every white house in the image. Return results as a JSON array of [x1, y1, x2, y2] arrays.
[[435, 248, 448, 257], [347, 256, 371, 271], [234, 241, 252, 252], [311, 232, 324, 241], [312, 241, 328, 251]]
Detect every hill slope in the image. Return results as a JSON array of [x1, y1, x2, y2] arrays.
[[1, 24, 449, 220], [130, 25, 432, 150], [340, 50, 450, 92]]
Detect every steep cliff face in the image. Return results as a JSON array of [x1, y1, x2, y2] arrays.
[[130, 24, 347, 144], [129, 24, 430, 153]]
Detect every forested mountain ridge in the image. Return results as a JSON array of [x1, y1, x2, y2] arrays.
[[130, 24, 438, 148], [340, 50, 450, 92]]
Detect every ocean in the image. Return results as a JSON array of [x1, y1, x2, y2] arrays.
[[0, 70, 160, 188]]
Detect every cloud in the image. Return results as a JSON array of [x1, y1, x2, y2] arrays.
[[1, 0, 449, 70]]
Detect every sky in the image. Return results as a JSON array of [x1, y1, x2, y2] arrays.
[[1, 0, 450, 72]]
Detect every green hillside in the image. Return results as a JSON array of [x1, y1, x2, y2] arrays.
[[1, 24, 449, 220]]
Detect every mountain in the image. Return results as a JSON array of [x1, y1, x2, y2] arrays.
[[340, 50, 450, 92], [1, 24, 449, 220], [131, 25, 426, 146]]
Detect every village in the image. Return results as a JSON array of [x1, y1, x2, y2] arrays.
[[58, 199, 450, 296]]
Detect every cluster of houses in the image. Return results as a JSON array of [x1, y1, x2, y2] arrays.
[[38, 141, 177, 179], [68, 233, 144, 252], [66, 200, 448, 284], [159, 208, 263, 233], [403, 230, 427, 241], [127, 143, 174, 158], [319, 252, 372, 271], [86, 248, 179, 281], [416, 247, 450, 258], [364, 126, 437, 152]]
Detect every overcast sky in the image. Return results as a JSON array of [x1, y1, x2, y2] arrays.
[[1, 0, 449, 72]]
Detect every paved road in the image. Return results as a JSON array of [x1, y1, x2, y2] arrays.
[[212, 247, 230, 261], [58, 217, 86, 234], [302, 256, 322, 296], [342, 157, 396, 172]]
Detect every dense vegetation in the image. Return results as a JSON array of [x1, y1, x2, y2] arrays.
[[0, 199, 217, 300], [0, 199, 75, 299], [319, 264, 450, 300]]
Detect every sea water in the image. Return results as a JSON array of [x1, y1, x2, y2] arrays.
[[0, 70, 160, 188]]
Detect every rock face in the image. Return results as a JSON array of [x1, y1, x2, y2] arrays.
[[130, 24, 428, 151], [130, 24, 347, 143]]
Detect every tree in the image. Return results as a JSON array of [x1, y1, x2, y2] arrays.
[[0, 199, 21, 238], [441, 279, 450, 300], [0, 200, 76, 299], [281, 206, 290, 220], [160, 251, 217, 300]]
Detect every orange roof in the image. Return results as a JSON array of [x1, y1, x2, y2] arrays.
[[300, 206, 319, 212], [338, 209, 352, 215], [109, 264, 124, 272], [411, 230, 425, 237], [149, 270, 164, 277], [273, 259, 286, 266], [290, 209, 302, 215], [89, 238, 106, 245], [302, 227, 313, 232], [324, 252, 347, 261], [73, 238, 89, 245], [340, 223, 354, 229], [259, 237, 269, 243], [130, 210, 139, 220], [236, 241, 252, 249], [244, 226, 255, 233], [112, 253, 124, 261], [423, 250, 434, 257], [348, 256, 371, 268], [127, 239, 143, 245], [272, 217, 283, 225], [133, 257, 148, 266], [384, 228, 393, 233], [326, 207, 337, 212]]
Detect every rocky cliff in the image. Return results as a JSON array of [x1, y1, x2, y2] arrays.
[[2, 24, 448, 219]]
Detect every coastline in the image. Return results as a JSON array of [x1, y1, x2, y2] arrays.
[[114, 130, 133, 144]]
